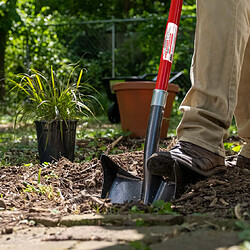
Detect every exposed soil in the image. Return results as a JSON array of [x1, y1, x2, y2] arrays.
[[0, 136, 249, 233]]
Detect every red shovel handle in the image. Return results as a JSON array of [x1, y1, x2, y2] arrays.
[[156, 0, 183, 91]]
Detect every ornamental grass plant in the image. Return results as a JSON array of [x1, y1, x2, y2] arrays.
[[9, 64, 102, 162], [10, 64, 100, 125]]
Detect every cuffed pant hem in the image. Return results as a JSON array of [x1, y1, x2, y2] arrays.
[[178, 136, 226, 157]]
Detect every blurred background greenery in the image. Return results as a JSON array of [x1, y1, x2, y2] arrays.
[[0, 0, 196, 118], [0, 0, 241, 167]]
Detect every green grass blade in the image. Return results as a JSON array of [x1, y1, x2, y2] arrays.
[[38, 168, 42, 184], [9, 79, 31, 97], [24, 76, 42, 103], [35, 75, 44, 97], [51, 66, 55, 90], [76, 69, 83, 88], [67, 65, 79, 87]]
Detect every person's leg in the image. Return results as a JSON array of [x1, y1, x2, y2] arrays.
[[177, 0, 250, 157], [234, 37, 250, 168], [148, 0, 250, 177]]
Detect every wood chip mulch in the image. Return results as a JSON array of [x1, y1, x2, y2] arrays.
[[0, 138, 249, 231]]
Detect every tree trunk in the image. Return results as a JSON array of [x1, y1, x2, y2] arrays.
[[0, 0, 18, 101], [122, 0, 131, 16], [0, 29, 6, 101]]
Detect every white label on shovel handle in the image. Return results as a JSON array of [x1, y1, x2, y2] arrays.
[[163, 22, 178, 63]]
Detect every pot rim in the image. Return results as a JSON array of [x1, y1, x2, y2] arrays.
[[112, 81, 179, 92], [34, 119, 78, 124]]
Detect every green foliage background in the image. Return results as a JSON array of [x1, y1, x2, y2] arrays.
[[1, 0, 196, 114]]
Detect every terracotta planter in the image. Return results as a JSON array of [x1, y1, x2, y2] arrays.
[[112, 81, 179, 138]]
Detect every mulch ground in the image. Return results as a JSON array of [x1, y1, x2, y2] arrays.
[[0, 137, 249, 232]]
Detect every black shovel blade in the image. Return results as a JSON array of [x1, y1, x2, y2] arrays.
[[108, 177, 143, 204], [153, 180, 176, 202], [100, 154, 142, 204], [152, 160, 182, 202], [100, 154, 177, 204]]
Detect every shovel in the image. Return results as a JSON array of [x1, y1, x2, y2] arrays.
[[101, 0, 183, 204]]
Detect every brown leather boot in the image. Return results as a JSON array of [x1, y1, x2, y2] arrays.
[[236, 155, 250, 170], [147, 141, 226, 177]]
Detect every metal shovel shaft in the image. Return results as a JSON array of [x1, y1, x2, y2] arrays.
[[142, 0, 183, 204]]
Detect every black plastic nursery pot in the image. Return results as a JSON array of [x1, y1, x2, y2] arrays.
[[35, 120, 78, 163]]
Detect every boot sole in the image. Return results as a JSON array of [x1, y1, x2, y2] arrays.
[[147, 152, 176, 176]]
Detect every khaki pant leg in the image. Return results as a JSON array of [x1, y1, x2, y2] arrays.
[[234, 38, 250, 158], [177, 0, 250, 157]]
